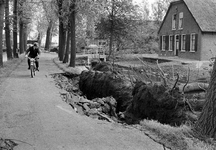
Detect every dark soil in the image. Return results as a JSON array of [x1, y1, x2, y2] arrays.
[[79, 70, 133, 112]]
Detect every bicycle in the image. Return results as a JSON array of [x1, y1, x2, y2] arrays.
[[28, 57, 38, 78]]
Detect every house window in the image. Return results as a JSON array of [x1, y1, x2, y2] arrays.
[[190, 34, 196, 52], [162, 36, 166, 51], [169, 35, 173, 51], [172, 14, 177, 30], [179, 12, 183, 29], [181, 34, 186, 51]]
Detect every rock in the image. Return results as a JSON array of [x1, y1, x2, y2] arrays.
[[102, 103, 111, 114], [70, 95, 81, 103], [79, 97, 93, 104], [92, 98, 105, 105], [83, 103, 90, 112], [118, 112, 125, 120], [89, 102, 101, 109], [104, 97, 117, 107], [86, 108, 98, 116]]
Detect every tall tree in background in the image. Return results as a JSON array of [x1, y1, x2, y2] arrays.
[[56, 0, 66, 61], [41, 0, 57, 51], [5, 0, 13, 60], [13, 0, 19, 58], [0, 0, 5, 67], [18, 0, 24, 54], [95, 0, 138, 59], [18, 0, 36, 52], [35, 8, 48, 47], [69, 0, 76, 67], [53, 0, 105, 66], [151, 0, 172, 25], [140, 0, 150, 20]]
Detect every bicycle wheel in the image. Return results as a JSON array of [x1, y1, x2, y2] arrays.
[[30, 66, 34, 78], [33, 67, 36, 76]]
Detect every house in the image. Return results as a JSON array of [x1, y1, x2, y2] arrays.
[[158, 0, 216, 60]]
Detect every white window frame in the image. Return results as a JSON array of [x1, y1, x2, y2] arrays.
[[162, 35, 166, 51], [181, 34, 186, 52], [169, 35, 173, 51], [172, 14, 177, 30], [179, 12, 183, 30], [190, 33, 196, 52]]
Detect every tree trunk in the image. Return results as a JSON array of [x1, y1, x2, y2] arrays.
[[108, 24, 114, 61], [60, 29, 66, 61], [63, 29, 70, 63], [195, 59, 216, 139], [44, 21, 53, 51], [108, 0, 114, 61], [58, 22, 63, 59], [23, 25, 27, 53], [58, 0, 64, 61], [19, 21, 24, 54], [5, 0, 12, 60], [0, 1, 5, 67], [69, 0, 76, 67], [13, 0, 18, 58]]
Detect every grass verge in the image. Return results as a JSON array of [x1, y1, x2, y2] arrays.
[[140, 120, 215, 150], [0, 56, 24, 84]]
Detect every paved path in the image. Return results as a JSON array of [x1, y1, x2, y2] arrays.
[[0, 53, 163, 150]]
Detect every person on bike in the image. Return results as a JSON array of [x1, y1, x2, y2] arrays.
[[25, 42, 41, 71]]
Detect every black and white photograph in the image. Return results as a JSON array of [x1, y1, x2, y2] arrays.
[[0, 0, 215, 149]]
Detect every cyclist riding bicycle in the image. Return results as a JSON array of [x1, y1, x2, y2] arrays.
[[25, 43, 41, 71]]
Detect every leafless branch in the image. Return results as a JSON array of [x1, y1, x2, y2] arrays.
[[171, 73, 179, 92], [183, 67, 190, 94]]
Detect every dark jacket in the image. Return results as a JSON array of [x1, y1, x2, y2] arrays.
[[26, 46, 40, 58]]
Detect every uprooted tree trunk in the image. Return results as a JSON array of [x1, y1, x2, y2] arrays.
[[124, 81, 194, 125], [79, 70, 133, 112], [79, 62, 206, 125]]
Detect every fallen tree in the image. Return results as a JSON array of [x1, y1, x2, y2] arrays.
[[78, 62, 207, 125], [124, 81, 199, 125]]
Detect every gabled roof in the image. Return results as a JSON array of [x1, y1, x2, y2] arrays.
[[184, 0, 216, 32], [158, 0, 216, 33]]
